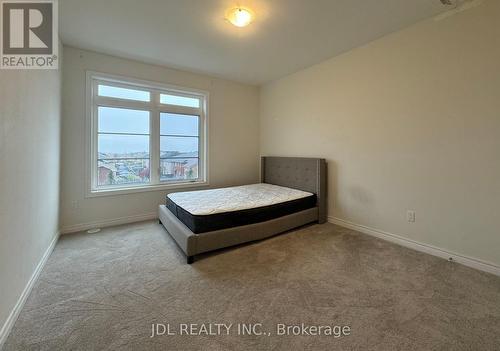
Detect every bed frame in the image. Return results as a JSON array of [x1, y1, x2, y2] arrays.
[[158, 156, 327, 263]]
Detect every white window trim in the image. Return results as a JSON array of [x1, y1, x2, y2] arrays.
[[85, 71, 209, 198]]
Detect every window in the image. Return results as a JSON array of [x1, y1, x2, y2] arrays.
[[160, 93, 200, 108], [97, 107, 150, 187], [87, 72, 208, 196], [160, 113, 200, 181]]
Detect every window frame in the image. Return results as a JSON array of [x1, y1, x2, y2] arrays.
[[86, 71, 209, 197]]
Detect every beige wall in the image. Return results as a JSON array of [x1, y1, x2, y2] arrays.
[[0, 57, 62, 335], [60, 47, 260, 231], [260, 0, 500, 266]]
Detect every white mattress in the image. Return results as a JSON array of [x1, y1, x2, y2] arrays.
[[167, 183, 314, 215]]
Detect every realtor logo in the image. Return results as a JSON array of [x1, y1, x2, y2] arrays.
[[1, 0, 58, 69]]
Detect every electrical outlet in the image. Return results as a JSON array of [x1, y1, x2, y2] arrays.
[[407, 210, 416, 223], [71, 200, 79, 210]]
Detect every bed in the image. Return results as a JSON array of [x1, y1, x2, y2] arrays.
[[158, 156, 327, 263]]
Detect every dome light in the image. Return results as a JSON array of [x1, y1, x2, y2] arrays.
[[226, 7, 253, 27]]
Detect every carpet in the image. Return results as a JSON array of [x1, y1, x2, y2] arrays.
[[3, 221, 500, 350]]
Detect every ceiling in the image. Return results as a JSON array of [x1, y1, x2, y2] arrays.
[[59, 0, 449, 85]]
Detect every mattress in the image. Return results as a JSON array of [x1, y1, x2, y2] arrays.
[[166, 183, 317, 233]]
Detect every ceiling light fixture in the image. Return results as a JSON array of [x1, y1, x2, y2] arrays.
[[226, 7, 253, 27]]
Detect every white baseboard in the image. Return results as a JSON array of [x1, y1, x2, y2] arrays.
[[329, 216, 500, 277], [60, 212, 158, 234], [0, 232, 60, 348]]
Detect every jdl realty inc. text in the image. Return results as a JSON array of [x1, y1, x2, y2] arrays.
[[151, 323, 351, 338]]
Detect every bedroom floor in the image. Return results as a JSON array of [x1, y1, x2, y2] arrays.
[[3, 221, 500, 351]]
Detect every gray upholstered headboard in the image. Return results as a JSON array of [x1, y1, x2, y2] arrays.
[[261, 156, 327, 224]]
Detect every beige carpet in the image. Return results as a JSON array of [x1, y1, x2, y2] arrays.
[[3, 221, 500, 350]]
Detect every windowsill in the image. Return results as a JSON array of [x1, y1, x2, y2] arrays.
[[86, 180, 209, 198]]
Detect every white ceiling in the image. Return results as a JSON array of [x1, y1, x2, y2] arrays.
[[59, 0, 449, 85]]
